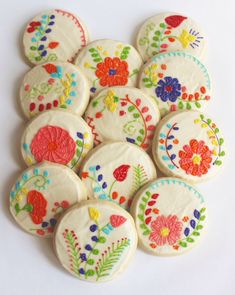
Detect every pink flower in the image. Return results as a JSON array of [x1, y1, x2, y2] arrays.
[[149, 215, 183, 246], [30, 125, 76, 165]]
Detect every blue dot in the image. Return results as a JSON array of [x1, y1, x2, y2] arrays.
[[43, 170, 49, 177], [33, 169, 39, 175], [23, 143, 28, 151], [97, 174, 103, 181], [91, 236, 98, 242], [50, 15, 55, 19], [102, 182, 107, 189], [42, 222, 49, 228], [50, 218, 57, 226], [96, 165, 101, 171], [22, 173, 28, 181], [89, 224, 98, 232], [85, 244, 92, 251], [79, 268, 85, 275], [90, 87, 96, 93]]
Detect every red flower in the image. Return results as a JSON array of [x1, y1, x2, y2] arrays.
[[48, 42, 59, 49], [113, 165, 130, 182], [179, 139, 213, 176], [30, 125, 76, 165], [95, 57, 129, 87], [61, 200, 70, 209], [27, 21, 41, 33], [165, 15, 187, 28], [110, 215, 127, 227], [27, 190, 47, 224], [43, 63, 57, 74], [149, 215, 183, 246]]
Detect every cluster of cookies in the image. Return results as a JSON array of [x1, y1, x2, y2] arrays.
[[10, 9, 226, 282]]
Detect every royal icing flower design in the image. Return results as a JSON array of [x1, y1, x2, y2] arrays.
[[87, 90, 156, 150], [83, 45, 139, 95], [30, 126, 76, 165], [179, 139, 213, 176], [95, 57, 129, 87], [155, 76, 181, 102], [138, 14, 203, 58], [62, 207, 130, 281], [142, 60, 210, 112], [137, 184, 206, 251], [10, 167, 71, 236], [26, 14, 59, 63], [82, 164, 148, 210], [149, 215, 183, 246]]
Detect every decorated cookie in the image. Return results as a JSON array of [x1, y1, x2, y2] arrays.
[[21, 110, 93, 171], [23, 9, 89, 65], [54, 200, 137, 282], [130, 178, 207, 255], [139, 52, 211, 116], [80, 142, 157, 210], [136, 12, 206, 62], [152, 111, 226, 182], [9, 162, 87, 237], [20, 62, 89, 119], [75, 39, 143, 96], [85, 87, 160, 150]]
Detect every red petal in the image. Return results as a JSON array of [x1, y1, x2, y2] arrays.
[[27, 27, 35, 33], [48, 42, 59, 49], [27, 190, 47, 224], [110, 215, 127, 227], [145, 216, 152, 225], [165, 15, 187, 28], [43, 63, 57, 74], [113, 165, 130, 182]]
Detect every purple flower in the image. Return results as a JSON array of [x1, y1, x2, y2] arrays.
[[80, 253, 87, 261], [155, 76, 181, 102]]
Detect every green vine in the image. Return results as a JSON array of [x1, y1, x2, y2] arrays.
[[89, 48, 103, 63], [132, 165, 148, 193], [120, 46, 131, 60], [137, 191, 152, 236]]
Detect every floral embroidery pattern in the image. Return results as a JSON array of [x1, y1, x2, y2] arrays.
[[23, 126, 90, 169], [26, 14, 59, 63], [82, 164, 148, 209], [24, 63, 78, 115], [142, 62, 210, 111], [179, 139, 213, 176], [62, 207, 130, 281], [137, 190, 206, 250], [138, 14, 203, 59], [90, 90, 156, 149], [83, 45, 139, 94], [194, 114, 225, 166]]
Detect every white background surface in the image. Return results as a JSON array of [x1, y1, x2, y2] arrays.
[[0, 0, 234, 294]]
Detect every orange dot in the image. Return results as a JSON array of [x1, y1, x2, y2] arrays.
[[159, 139, 165, 144], [182, 93, 188, 100], [161, 64, 167, 70], [158, 73, 163, 78], [194, 92, 200, 100], [173, 139, 179, 144], [188, 94, 193, 101], [200, 86, 206, 94], [150, 243, 157, 249]]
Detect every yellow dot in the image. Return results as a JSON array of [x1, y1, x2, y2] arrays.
[[83, 132, 88, 139], [26, 157, 33, 165], [160, 227, 170, 237]]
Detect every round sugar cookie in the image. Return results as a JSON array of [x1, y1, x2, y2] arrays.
[[54, 200, 137, 282], [85, 87, 160, 150], [21, 110, 93, 171], [139, 52, 211, 117], [23, 9, 89, 65], [152, 111, 226, 183], [75, 39, 143, 97], [9, 162, 87, 237], [80, 142, 157, 210], [20, 62, 89, 119], [130, 178, 207, 255], [136, 12, 206, 62]]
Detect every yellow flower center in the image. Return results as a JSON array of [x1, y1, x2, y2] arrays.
[[179, 30, 197, 48], [193, 154, 202, 165], [160, 227, 170, 237]]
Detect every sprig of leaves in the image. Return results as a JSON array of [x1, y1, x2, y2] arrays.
[[120, 46, 131, 60], [132, 165, 148, 193], [89, 48, 103, 63]]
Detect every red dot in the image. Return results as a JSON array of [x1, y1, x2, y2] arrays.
[[46, 103, 52, 110], [39, 104, 44, 112], [29, 102, 36, 112], [36, 229, 45, 235], [53, 100, 59, 107]]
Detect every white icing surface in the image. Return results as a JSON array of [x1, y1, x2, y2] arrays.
[[84, 86, 160, 150], [138, 52, 211, 116], [130, 178, 207, 255], [54, 200, 137, 282], [136, 12, 207, 62], [20, 62, 89, 119], [152, 111, 226, 182], [21, 110, 93, 171], [9, 162, 87, 237], [75, 39, 143, 97], [80, 142, 157, 210], [23, 9, 89, 65]]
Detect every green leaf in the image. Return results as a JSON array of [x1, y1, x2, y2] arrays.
[[71, 159, 77, 166], [76, 149, 81, 157], [139, 129, 144, 135], [87, 259, 95, 265], [137, 136, 143, 142], [178, 101, 184, 109], [91, 53, 98, 57], [219, 138, 224, 145], [195, 101, 201, 108], [92, 249, 99, 255], [76, 140, 83, 147], [192, 231, 200, 236], [200, 114, 204, 120], [200, 207, 206, 213], [142, 197, 148, 203], [15, 203, 20, 214], [138, 214, 144, 222], [140, 223, 147, 229], [24, 204, 33, 212], [219, 151, 225, 157], [215, 160, 222, 166], [94, 58, 102, 62], [92, 101, 98, 107], [151, 43, 158, 48], [89, 48, 96, 52], [139, 204, 145, 210], [186, 102, 191, 110], [35, 56, 42, 61], [196, 225, 203, 230], [146, 191, 151, 197], [144, 84, 153, 88], [153, 36, 159, 41], [207, 118, 212, 124], [99, 236, 106, 243], [128, 106, 135, 112], [214, 128, 219, 133], [30, 46, 37, 51], [159, 23, 166, 28], [200, 215, 206, 221], [186, 237, 194, 243], [179, 241, 187, 247], [154, 30, 161, 36], [86, 269, 95, 276], [143, 229, 151, 236], [133, 113, 140, 118], [142, 77, 150, 82]]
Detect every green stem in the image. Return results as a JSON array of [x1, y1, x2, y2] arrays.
[[108, 180, 117, 198]]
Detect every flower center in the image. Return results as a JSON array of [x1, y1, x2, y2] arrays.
[[109, 69, 117, 76], [160, 227, 170, 237], [47, 141, 58, 151], [165, 85, 173, 92], [193, 154, 202, 165]]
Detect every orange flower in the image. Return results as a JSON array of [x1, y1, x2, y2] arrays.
[[95, 57, 129, 87]]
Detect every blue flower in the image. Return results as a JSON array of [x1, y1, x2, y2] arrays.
[[155, 77, 181, 102]]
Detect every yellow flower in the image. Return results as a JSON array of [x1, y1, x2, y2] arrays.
[[89, 207, 100, 221], [178, 30, 197, 48], [103, 90, 117, 112], [16, 195, 23, 202], [84, 62, 92, 68], [21, 187, 28, 195], [59, 95, 65, 105]]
